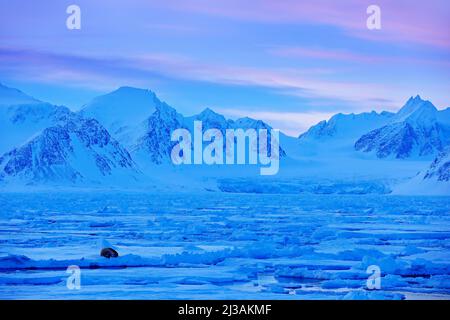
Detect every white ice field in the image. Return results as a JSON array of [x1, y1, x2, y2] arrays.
[[0, 191, 449, 299]]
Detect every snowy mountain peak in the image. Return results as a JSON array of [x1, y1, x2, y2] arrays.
[[187, 107, 229, 131], [355, 96, 447, 159], [396, 95, 437, 121], [199, 107, 217, 115], [197, 107, 226, 121], [233, 117, 272, 130], [402, 95, 424, 108], [114, 86, 154, 94], [0, 85, 71, 155], [108, 86, 160, 103], [81, 86, 166, 135]]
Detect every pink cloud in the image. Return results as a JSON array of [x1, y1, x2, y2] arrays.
[[270, 47, 382, 64], [0, 47, 407, 108], [270, 46, 450, 68], [159, 0, 450, 49], [135, 53, 399, 106]]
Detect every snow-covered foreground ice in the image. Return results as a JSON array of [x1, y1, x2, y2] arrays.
[[0, 192, 449, 300]]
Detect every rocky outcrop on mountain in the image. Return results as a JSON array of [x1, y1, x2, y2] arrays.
[[131, 103, 186, 164], [0, 115, 138, 184], [299, 111, 394, 141], [393, 147, 450, 195], [423, 147, 450, 182]]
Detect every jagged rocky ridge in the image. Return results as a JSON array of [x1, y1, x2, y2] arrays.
[[0, 85, 288, 184], [355, 96, 450, 158], [298, 95, 450, 160], [0, 113, 138, 184]]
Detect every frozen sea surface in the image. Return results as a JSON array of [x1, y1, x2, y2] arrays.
[[0, 192, 449, 300]]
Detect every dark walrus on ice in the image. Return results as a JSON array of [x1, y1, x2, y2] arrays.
[[101, 247, 119, 258]]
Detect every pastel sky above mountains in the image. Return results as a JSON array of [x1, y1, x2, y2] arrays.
[[0, 0, 449, 135]]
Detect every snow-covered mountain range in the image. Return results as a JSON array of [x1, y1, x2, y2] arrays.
[[298, 95, 450, 160], [0, 83, 448, 194], [80, 87, 287, 167], [0, 112, 140, 185], [355, 96, 450, 159]]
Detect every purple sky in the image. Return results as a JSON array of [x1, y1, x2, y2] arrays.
[[0, 0, 449, 135]]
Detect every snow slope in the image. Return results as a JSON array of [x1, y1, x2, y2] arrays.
[[0, 114, 141, 185], [0, 83, 41, 106], [0, 84, 71, 155], [80, 87, 168, 146], [394, 147, 450, 195], [297, 110, 394, 156]]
